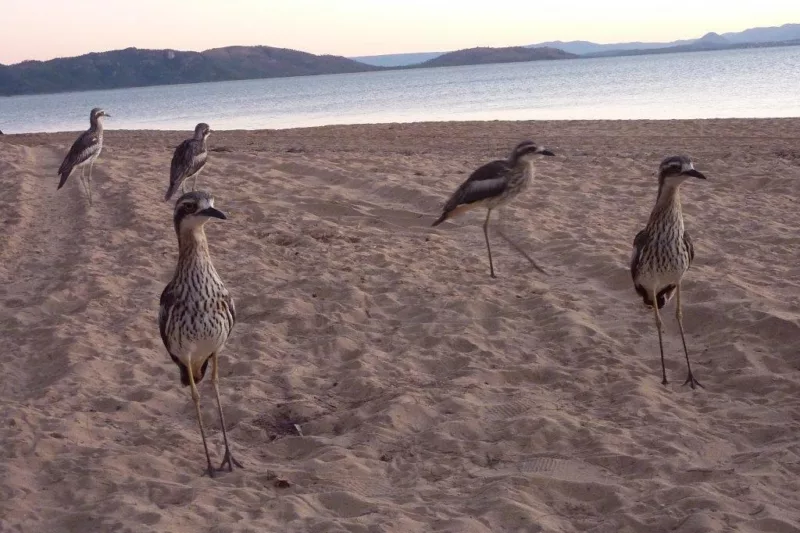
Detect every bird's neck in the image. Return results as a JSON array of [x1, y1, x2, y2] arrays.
[[175, 227, 215, 277], [90, 117, 104, 132], [648, 184, 684, 231], [513, 158, 535, 177]]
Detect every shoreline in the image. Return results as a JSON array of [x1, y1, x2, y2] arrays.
[[4, 116, 800, 139]]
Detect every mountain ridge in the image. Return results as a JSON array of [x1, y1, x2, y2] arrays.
[[1, 23, 798, 96], [355, 23, 800, 65], [409, 46, 577, 68], [0, 45, 380, 96]]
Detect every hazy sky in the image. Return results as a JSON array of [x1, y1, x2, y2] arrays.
[[2, 0, 798, 64]]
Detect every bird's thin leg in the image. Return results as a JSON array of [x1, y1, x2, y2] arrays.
[[211, 353, 243, 472], [78, 167, 87, 199], [676, 285, 703, 389], [494, 211, 547, 275], [483, 209, 495, 278], [187, 366, 215, 478], [86, 162, 94, 206], [652, 293, 668, 386]]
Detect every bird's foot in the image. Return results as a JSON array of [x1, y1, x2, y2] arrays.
[[204, 461, 217, 479], [661, 377, 669, 387], [217, 449, 243, 473], [682, 373, 704, 390]]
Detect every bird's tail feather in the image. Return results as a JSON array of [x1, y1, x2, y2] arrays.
[[164, 182, 180, 203], [170, 353, 209, 386], [57, 169, 71, 190], [431, 212, 449, 227]]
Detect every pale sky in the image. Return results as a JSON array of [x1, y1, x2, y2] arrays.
[[2, 0, 799, 64]]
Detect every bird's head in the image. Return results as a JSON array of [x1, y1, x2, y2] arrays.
[[173, 191, 227, 234], [510, 140, 555, 164], [90, 108, 110, 122], [195, 122, 212, 140], [658, 155, 707, 190]]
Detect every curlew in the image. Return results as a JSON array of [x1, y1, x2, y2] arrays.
[[432, 140, 554, 278], [630, 155, 707, 389], [57, 107, 109, 205], [165, 123, 211, 202], [158, 191, 242, 476]]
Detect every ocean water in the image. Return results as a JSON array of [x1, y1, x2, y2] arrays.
[[1, 46, 798, 134]]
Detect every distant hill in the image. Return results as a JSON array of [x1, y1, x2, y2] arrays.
[[0, 46, 380, 96], [722, 23, 800, 43], [531, 23, 800, 55], [529, 39, 694, 56], [355, 23, 800, 66], [413, 46, 576, 68], [694, 32, 730, 47], [585, 35, 800, 58], [352, 52, 444, 67]]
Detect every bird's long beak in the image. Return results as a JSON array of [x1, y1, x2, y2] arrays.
[[539, 149, 555, 157], [683, 169, 706, 180], [199, 207, 227, 219]]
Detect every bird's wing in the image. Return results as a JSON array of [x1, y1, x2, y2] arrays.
[[220, 289, 236, 335], [442, 160, 510, 212], [158, 282, 177, 350], [58, 129, 100, 176], [630, 229, 649, 281], [683, 230, 695, 269], [170, 140, 206, 182]]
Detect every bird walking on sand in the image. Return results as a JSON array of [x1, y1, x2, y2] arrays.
[[57, 107, 110, 205], [630, 155, 707, 389], [165, 123, 211, 202], [159, 191, 242, 477], [432, 140, 554, 278]]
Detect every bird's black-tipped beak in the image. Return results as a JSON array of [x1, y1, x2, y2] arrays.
[[199, 207, 227, 219], [683, 169, 706, 180], [540, 149, 555, 157]]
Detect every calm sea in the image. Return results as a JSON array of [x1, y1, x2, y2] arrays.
[[1, 46, 798, 134]]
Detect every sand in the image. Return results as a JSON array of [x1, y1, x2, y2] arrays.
[[1, 118, 800, 533]]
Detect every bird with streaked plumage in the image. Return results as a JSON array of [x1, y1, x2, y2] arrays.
[[164, 123, 211, 202], [630, 155, 707, 389], [158, 191, 241, 477], [57, 107, 109, 205], [432, 140, 554, 278]]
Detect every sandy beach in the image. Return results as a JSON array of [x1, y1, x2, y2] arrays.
[[1, 118, 800, 532]]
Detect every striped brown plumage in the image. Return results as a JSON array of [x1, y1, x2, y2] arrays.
[[57, 107, 109, 205], [630, 155, 707, 389], [159, 190, 241, 477], [164, 123, 211, 202], [432, 140, 554, 278]]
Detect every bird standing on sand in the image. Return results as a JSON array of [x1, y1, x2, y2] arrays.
[[630, 155, 707, 389], [159, 191, 241, 477], [432, 140, 554, 278], [165, 123, 211, 202], [57, 107, 110, 205]]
